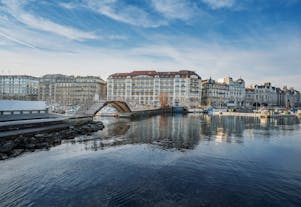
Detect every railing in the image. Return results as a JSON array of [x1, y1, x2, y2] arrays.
[[0, 109, 48, 115]]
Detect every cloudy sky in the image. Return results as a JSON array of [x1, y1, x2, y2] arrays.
[[0, 0, 301, 89]]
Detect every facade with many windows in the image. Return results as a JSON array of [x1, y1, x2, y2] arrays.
[[39, 74, 106, 107], [282, 86, 301, 107], [245, 82, 278, 107], [107, 70, 202, 108], [201, 77, 246, 107], [245, 83, 301, 108], [0, 75, 39, 100]]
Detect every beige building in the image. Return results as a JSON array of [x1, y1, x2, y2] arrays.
[[107, 70, 202, 108], [39, 74, 106, 107], [245, 82, 278, 107], [201, 77, 245, 108]]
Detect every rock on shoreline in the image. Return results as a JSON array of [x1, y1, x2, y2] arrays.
[[0, 121, 104, 160]]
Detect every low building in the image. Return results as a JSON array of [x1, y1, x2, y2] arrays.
[[0, 100, 48, 115], [201, 77, 245, 108], [39, 74, 106, 108], [107, 70, 202, 108], [0, 75, 39, 100]]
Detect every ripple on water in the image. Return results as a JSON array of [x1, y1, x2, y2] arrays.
[[1, 115, 301, 207]]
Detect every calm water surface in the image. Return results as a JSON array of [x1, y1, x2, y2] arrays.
[[1, 115, 301, 207]]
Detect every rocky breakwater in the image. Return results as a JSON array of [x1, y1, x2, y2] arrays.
[[0, 121, 104, 160]]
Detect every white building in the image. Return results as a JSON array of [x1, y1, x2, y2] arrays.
[[245, 82, 277, 107], [107, 70, 202, 108], [0, 75, 39, 100], [201, 77, 245, 108], [224, 77, 246, 106], [282, 86, 301, 108]]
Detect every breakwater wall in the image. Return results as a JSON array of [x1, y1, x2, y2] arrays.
[[0, 116, 104, 160], [119, 108, 174, 118]]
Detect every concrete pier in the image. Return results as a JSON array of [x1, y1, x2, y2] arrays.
[[0, 115, 93, 139], [119, 108, 173, 118]]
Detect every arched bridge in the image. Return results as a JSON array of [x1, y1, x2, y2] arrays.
[[85, 101, 132, 116]]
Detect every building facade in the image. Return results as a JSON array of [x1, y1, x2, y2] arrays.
[[39, 74, 106, 107], [282, 86, 301, 107], [201, 77, 245, 108], [245, 82, 278, 107], [107, 70, 202, 108], [0, 75, 39, 100]]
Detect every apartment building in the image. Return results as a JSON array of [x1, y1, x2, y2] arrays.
[[107, 70, 202, 108], [245, 82, 278, 107], [282, 86, 301, 107], [201, 77, 245, 107], [39, 74, 106, 107], [0, 75, 39, 100]]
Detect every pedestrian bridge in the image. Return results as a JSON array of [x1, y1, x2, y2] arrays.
[[85, 101, 132, 116]]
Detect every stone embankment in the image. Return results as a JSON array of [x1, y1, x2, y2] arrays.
[[0, 121, 104, 160]]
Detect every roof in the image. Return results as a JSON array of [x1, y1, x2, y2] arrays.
[[236, 78, 245, 83], [0, 100, 47, 111], [109, 70, 201, 79], [0, 75, 39, 80]]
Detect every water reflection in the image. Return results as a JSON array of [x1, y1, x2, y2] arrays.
[[1, 115, 301, 207], [67, 115, 301, 152]]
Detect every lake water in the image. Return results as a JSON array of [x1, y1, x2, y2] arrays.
[[1, 114, 301, 207]]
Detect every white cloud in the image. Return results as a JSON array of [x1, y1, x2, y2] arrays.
[[1, 0, 98, 41], [59, 2, 77, 10], [0, 31, 36, 48], [18, 13, 98, 41], [85, 0, 167, 27], [1, 35, 301, 90], [151, 0, 197, 20], [202, 0, 235, 9]]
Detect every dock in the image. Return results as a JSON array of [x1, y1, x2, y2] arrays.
[[213, 111, 299, 118]]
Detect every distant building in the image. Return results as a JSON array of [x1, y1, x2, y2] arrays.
[[245, 88, 255, 108], [245, 82, 278, 107], [201, 77, 245, 108], [0, 75, 39, 100], [245, 83, 301, 108], [282, 86, 301, 108], [39, 74, 106, 108], [107, 70, 202, 108]]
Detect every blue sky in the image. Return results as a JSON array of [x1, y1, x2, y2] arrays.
[[0, 0, 301, 89]]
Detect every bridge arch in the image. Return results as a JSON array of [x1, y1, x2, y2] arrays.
[[88, 101, 132, 116]]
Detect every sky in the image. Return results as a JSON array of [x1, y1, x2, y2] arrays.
[[0, 0, 301, 90]]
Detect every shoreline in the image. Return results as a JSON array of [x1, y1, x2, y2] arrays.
[[212, 111, 299, 118], [0, 121, 104, 160]]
